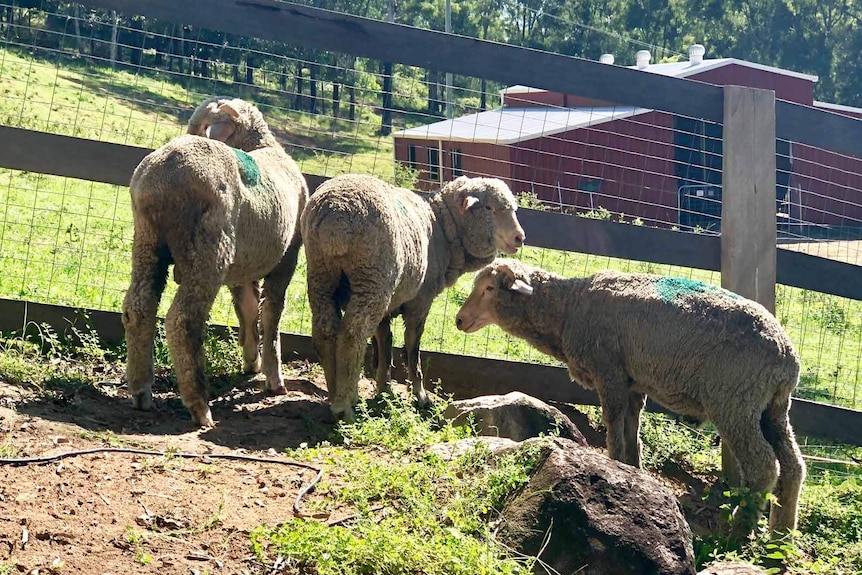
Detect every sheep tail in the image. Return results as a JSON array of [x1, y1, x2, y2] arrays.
[[306, 209, 354, 258]]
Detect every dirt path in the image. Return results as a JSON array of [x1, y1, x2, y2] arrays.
[[0, 362, 377, 574]]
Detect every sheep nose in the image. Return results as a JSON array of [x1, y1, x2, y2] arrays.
[[514, 233, 525, 247], [455, 316, 463, 329]]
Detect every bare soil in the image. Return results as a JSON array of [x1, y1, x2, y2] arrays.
[[0, 361, 379, 575]]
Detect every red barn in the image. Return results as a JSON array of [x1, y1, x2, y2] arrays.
[[393, 48, 862, 231]]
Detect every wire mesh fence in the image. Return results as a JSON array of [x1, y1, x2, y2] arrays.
[[2, 1, 862, 411]]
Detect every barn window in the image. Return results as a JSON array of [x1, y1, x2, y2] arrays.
[[428, 147, 440, 182], [451, 148, 463, 177], [408, 145, 417, 168]]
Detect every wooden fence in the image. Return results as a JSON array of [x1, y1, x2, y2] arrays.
[[1, 0, 862, 446]]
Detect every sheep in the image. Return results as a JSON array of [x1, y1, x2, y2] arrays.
[[122, 97, 308, 427], [455, 258, 805, 535], [301, 174, 526, 420]]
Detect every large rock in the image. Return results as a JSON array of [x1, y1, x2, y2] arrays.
[[443, 392, 588, 445], [697, 562, 767, 575], [500, 437, 696, 575], [426, 436, 520, 461]]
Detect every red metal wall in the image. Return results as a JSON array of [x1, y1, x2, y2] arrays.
[[688, 64, 815, 105], [790, 144, 862, 226], [509, 111, 680, 225], [394, 137, 512, 191]]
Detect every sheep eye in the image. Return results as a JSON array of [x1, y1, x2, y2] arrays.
[[484, 205, 493, 211], [485, 285, 495, 292]]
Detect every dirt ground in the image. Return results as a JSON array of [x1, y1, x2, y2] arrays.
[[0, 361, 381, 575]]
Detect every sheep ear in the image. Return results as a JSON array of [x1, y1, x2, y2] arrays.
[[218, 101, 241, 119], [510, 279, 534, 295], [461, 195, 480, 213]]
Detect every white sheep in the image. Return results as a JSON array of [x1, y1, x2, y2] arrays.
[[122, 97, 308, 427], [301, 174, 525, 420], [455, 258, 805, 534]]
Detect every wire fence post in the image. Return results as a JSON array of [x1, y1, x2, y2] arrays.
[[720, 84, 777, 485]]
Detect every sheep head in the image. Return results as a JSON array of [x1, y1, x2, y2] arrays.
[[443, 176, 526, 259], [455, 258, 533, 333], [186, 97, 277, 151]]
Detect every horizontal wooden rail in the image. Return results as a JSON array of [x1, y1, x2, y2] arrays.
[[71, 0, 862, 157], [2, 126, 862, 300], [80, 0, 724, 123], [0, 298, 858, 446]]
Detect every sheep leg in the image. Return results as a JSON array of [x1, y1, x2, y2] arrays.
[[332, 289, 388, 421], [623, 391, 646, 467], [373, 317, 394, 394], [260, 245, 301, 395], [122, 227, 169, 412], [713, 412, 780, 539], [307, 266, 342, 400], [230, 281, 261, 374], [164, 268, 224, 428], [762, 395, 806, 533], [597, 383, 633, 465], [403, 305, 430, 407]]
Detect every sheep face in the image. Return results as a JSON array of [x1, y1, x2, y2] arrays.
[[456, 260, 533, 332], [186, 97, 271, 151], [450, 177, 525, 257]]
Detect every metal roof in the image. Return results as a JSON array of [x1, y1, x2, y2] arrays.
[[498, 58, 820, 96], [393, 106, 649, 144]]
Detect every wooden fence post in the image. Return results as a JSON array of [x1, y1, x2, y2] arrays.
[[720, 85, 777, 486]]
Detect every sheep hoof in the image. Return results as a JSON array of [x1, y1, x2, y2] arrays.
[[269, 382, 288, 395], [192, 408, 215, 429], [130, 391, 153, 411], [375, 381, 393, 395], [243, 357, 262, 374], [331, 403, 356, 424], [413, 388, 430, 408]]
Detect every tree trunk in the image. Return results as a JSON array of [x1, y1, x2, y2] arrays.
[[72, 4, 84, 54], [427, 69, 439, 116], [309, 63, 319, 114], [199, 46, 210, 78], [109, 10, 119, 68], [294, 61, 304, 110], [333, 83, 341, 119], [380, 60, 393, 135], [480, 77, 487, 111], [177, 25, 185, 75], [245, 57, 254, 85], [280, 65, 287, 91]]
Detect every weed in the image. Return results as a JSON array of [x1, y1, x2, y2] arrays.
[[516, 191, 548, 211], [253, 393, 540, 574]]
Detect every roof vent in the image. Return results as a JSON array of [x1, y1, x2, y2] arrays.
[[689, 44, 705, 65], [599, 53, 614, 65], [635, 50, 651, 69]]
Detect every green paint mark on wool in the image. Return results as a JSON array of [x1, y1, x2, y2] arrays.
[[655, 276, 740, 304], [394, 198, 409, 215], [231, 148, 261, 187]]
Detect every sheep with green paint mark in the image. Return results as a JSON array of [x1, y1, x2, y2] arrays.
[[301, 174, 526, 421], [456, 258, 805, 536], [122, 97, 308, 427]]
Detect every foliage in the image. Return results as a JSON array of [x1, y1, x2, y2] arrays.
[[515, 191, 549, 211], [254, 392, 544, 575]]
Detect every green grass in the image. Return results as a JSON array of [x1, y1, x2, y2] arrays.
[[2, 329, 862, 574], [1, 46, 862, 409]]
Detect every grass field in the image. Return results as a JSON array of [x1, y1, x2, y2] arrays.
[[1, 45, 862, 409]]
